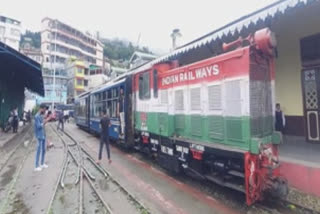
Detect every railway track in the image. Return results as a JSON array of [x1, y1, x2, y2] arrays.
[[64, 124, 320, 214], [48, 125, 150, 214], [255, 197, 320, 214], [0, 124, 33, 174], [0, 124, 34, 214]]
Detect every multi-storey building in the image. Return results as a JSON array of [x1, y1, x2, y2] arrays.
[[0, 15, 21, 50], [40, 17, 104, 106], [86, 64, 109, 90], [21, 38, 44, 105], [41, 17, 103, 68], [36, 67, 68, 105], [65, 59, 88, 103]]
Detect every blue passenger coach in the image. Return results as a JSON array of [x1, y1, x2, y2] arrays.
[[75, 76, 134, 148], [74, 91, 90, 129]]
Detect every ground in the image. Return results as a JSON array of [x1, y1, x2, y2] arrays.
[[0, 122, 318, 214]]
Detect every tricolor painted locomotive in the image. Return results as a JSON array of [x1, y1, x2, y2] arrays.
[[75, 28, 288, 205]]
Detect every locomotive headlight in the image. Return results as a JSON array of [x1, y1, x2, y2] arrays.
[[176, 145, 182, 152], [150, 139, 159, 145]]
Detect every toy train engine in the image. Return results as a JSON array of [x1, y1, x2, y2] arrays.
[[133, 28, 288, 205]]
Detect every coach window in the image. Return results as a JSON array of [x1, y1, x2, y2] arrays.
[[153, 69, 158, 98], [94, 93, 103, 117], [102, 91, 107, 100], [111, 88, 118, 117], [102, 91, 107, 114], [106, 89, 112, 117], [139, 72, 150, 100], [90, 95, 94, 117]]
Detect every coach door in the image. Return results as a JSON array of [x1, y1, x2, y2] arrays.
[[302, 68, 320, 142], [86, 96, 90, 127]]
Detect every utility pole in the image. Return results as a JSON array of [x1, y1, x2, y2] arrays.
[[52, 20, 57, 110], [136, 32, 141, 48]]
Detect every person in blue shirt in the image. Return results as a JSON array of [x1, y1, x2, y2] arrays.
[[34, 104, 51, 172]]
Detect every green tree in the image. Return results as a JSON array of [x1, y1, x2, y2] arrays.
[[20, 30, 41, 49], [101, 38, 153, 62]]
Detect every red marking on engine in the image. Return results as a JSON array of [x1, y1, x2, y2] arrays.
[[190, 149, 203, 160]]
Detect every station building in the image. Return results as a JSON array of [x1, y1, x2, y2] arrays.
[[144, 0, 320, 143], [0, 41, 44, 127]]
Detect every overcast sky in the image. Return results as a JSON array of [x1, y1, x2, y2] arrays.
[[1, 0, 278, 53]]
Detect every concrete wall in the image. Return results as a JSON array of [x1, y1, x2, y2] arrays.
[[273, 3, 320, 115]]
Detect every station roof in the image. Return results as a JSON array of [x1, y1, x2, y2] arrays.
[[131, 0, 315, 73], [0, 42, 44, 96]]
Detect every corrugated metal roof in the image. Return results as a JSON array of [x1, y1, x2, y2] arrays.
[[0, 41, 44, 96], [130, 0, 314, 74]]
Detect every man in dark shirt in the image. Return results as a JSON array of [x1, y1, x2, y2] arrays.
[[97, 110, 111, 164], [275, 103, 285, 133], [57, 110, 64, 132]]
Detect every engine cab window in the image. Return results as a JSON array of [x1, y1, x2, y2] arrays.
[[153, 69, 158, 98], [139, 72, 150, 100]]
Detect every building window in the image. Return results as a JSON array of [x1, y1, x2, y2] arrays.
[[10, 28, 20, 36], [77, 67, 82, 74], [77, 79, 83, 86], [84, 80, 88, 86], [0, 26, 5, 35], [301, 33, 320, 66]]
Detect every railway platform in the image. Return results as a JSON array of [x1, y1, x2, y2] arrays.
[[0, 123, 29, 147], [279, 136, 320, 197], [0, 122, 319, 213]]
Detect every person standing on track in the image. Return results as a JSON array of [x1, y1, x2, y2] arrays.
[[97, 110, 112, 164], [57, 109, 64, 132], [34, 103, 50, 172]]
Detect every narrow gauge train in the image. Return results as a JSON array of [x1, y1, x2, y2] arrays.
[[75, 28, 288, 205]]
